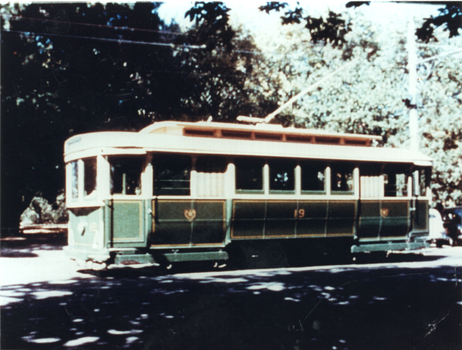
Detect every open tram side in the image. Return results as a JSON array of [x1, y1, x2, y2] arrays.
[[63, 121, 432, 268]]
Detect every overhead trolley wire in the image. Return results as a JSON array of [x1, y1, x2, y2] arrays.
[[3, 29, 207, 49], [3, 28, 267, 55], [0, 15, 322, 56], [4, 14, 184, 36], [2, 15, 333, 58]]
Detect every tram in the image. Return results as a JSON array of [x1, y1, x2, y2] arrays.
[[63, 120, 432, 268]]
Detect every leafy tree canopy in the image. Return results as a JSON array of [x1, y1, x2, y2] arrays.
[[249, 2, 461, 205], [416, 2, 462, 42], [259, 1, 461, 45], [0, 1, 272, 232], [258, 2, 351, 48]]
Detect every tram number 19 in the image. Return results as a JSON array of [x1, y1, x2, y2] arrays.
[[294, 209, 305, 218]]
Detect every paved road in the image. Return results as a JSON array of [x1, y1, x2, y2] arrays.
[[1, 235, 461, 350]]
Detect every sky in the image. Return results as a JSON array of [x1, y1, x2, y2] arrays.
[[157, 1, 441, 30], [158, 1, 356, 30], [156, 1, 444, 58]]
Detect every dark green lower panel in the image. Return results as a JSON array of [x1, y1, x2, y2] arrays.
[[110, 200, 145, 246], [265, 220, 296, 237], [151, 199, 226, 246], [151, 222, 192, 245], [232, 220, 264, 238], [413, 200, 429, 231], [357, 200, 410, 239], [381, 217, 409, 237], [296, 219, 326, 235], [193, 221, 226, 244], [232, 200, 355, 239]]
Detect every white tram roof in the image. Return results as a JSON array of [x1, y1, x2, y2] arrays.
[[64, 121, 432, 166]]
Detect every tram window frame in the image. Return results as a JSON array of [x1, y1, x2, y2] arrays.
[[415, 167, 430, 197], [70, 157, 97, 201], [109, 156, 143, 196], [300, 161, 327, 194], [268, 159, 296, 193], [384, 166, 409, 197], [153, 154, 191, 196], [235, 158, 264, 194], [331, 163, 354, 194]]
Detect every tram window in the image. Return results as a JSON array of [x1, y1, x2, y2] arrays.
[[300, 161, 326, 193], [269, 160, 296, 192], [196, 156, 227, 173], [109, 156, 143, 195], [331, 164, 354, 193], [384, 170, 408, 197], [235, 158, 264, 192], [154, 154, 191, 196], [71, 160, 79, 199], [70, 158, 96, 199], [83, 157, 96, 197], [418, 169, 428, 196]]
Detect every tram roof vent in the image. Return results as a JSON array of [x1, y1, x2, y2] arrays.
[[140, 121, 381, 146]]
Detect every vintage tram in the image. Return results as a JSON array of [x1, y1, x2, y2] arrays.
[[64, 120, 432, 268]]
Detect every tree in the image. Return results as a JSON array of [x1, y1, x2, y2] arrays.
[[0, 3, 183, 233], [259, 2, 351, 48], [173, 1, 279, 121], [418, 40, 462, 205], [416, 2, 462, 42], [1, 2, 276, 233], [245, 2, 462, 204], [258, 2, 462, 44]]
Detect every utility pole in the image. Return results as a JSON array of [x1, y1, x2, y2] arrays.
[[407, 18, 462, 153], [407, 16, 419, 152]]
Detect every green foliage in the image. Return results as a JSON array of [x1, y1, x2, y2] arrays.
[[259, 2, 351, 48], [1, 1, 274, 229], [20, 193, 68, 225], [2, 2, 178, 231], [419, 51, 462, 205], [248, 4, 462, 205], [246, 10, 395, 137], [185, 1, 235, 52]]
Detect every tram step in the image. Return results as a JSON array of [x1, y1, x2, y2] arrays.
[[114, 253, 155, 265], [351, 240, 428, 253], [163, 250, 229, 263]]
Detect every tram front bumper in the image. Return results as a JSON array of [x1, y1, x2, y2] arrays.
[[351, 238, 428, 253]]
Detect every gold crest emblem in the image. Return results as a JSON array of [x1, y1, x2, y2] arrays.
[[381, 208, 389, 217], [184, 209, 196, 221]]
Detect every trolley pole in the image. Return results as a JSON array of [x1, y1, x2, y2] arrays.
[[237, 59, 359, 124]]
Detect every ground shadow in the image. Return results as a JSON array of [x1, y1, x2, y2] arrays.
[[2, 260, 461, 350], [0, 233, 67, 258]]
